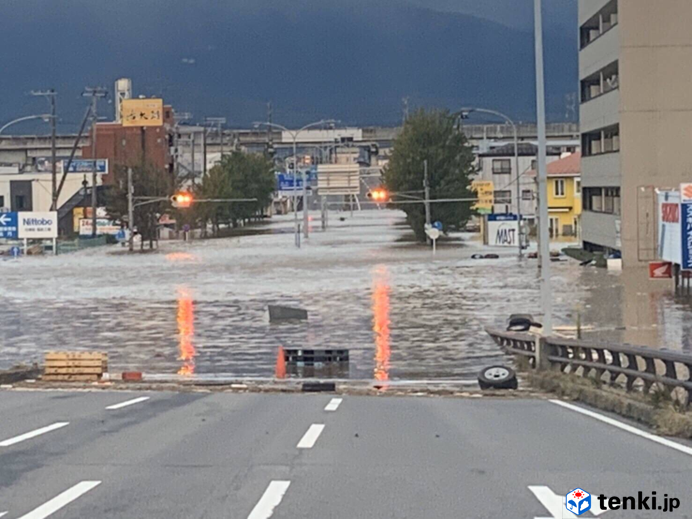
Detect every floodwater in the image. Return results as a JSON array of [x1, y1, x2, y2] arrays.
[[1, 211, 691, 381]]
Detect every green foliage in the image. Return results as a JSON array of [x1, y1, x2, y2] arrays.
[[193, 152, 275, 236], [384, 108, 474, 241], [106, 163, 176, 246]]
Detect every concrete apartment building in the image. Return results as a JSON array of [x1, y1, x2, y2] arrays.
[[579, 0, 692, 267]]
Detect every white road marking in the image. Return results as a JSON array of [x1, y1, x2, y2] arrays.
[[0, 422, 69, 447], [297, 423, 325, 449], [529, 485, 606, 518], [17, 481, 101, 519], [105, 396, 150, 410], [324, 398, 343, 412], [247, 480, 291, 519], [0, 511, 7, 517], [550, 399, 692, 457]]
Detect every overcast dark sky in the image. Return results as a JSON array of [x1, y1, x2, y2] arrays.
[[0, 0, 578, 131]]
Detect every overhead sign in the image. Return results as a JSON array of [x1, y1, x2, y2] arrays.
[[317, 164, 360, 195], [277, 171, 317, 192], [0, 212, 19, 239], [471, 181, 494, 214], [60, 159, 108, 175], [487, 213, 519, 247], [121, 98, 164, 127], [649, 261, 673, 279], [681, 183, 692, 270], [19, 212, 58, 239]]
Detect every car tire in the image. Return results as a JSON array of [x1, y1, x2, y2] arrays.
[[478, 365, 518, 390]]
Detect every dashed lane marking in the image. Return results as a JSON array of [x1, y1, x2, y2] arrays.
[[17, 481, 101, 519], [324, 398, 343, 412], [297, 424, 325, 449], [0, 422, 69, 448], [105, 396, 150, 410], [247, 481, 291, 519]]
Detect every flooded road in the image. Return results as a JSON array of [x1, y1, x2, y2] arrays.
[[1, 211, 691, 380]]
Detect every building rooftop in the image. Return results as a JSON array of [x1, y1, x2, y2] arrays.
[[527, 152, 581, 177]]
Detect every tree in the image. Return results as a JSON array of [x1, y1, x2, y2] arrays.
[[193, 152, 275, 236], [383, 108, 475, 241], [106, 163, 177, 249]]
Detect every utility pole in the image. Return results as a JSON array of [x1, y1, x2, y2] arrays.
[[31, 90, 58, 210], [205, 117, 226, 162], [202, 127, 207, 176], [402, 97, 410, 125], [127, 167, 134, 252], [83, 87, 107, 238], [423, 159, 431, 244], [534, 0, 553, 336]]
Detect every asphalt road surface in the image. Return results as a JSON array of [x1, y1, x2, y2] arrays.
[[0, 390, 690, 518]]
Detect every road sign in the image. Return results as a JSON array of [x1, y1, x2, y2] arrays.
[[425, 227, 441, 240], [681, 183, 692, 270], [0, 212, 19, 239], [317, 164, 360, 195], [471, 181, 494, 214], [432, 221, 443, 230], [649, 261, 672, 279], [10, 246, 21, 258], [487, 214, 519, 247], [60, 159, 108, 175], [18, 212, 58, 239], [121, 98, 164, 127]]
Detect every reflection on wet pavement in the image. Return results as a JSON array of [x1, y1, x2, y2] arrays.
[[372, 266, 391, 382], [176, 287, 196, 376], [0, 211, 690, 379]]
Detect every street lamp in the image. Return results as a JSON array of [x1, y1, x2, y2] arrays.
[[0, 114, 53, 135], [254, 119, 337, 247], [456, 107, 523, 258]]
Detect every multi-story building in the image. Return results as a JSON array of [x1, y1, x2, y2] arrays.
[[476, 143, 564, 225], [579, 0, 692, 266]]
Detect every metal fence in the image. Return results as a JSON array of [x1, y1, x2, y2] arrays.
[[486, 328, 692, 406]]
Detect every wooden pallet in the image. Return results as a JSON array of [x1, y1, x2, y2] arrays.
[[43, 351, 108, 382]]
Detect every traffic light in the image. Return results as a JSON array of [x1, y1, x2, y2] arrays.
[[367, 188, 389, 202], [171, 192, 193, 209]]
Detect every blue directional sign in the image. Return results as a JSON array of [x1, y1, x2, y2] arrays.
[[433, 221, 443, 230], [276, 171, 317, 192], [62, 159, 108, 174], [681, 184, 692, 270], [0, 212, 18, 239]]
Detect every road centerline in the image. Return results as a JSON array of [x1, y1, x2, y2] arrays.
[[105, 396, 151, 410], [550, 399, 692, 457], [324, 398, 343, 412], [297, 424, 325, 449], [0, 422, 69, 447], [17, 480, 101, 519], [247, 480, 290, 519]]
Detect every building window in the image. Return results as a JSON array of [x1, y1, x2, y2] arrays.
[[554, 179, 565, 198], [582, 124, 619, 157], [581, 60, 619, 103], [495, 190, 512, 204], [15, 195, 26, 210], [0, 196, 4, 209], [492, 159, 511, 174], [575, 179, 582, 196], [584, 187, 620, 214], [580, 0, 618, 50], [530, 159, 537, 170], [522, 189, 533, 201]]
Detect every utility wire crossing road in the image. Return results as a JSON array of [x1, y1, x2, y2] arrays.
[[0, 390, 690, 518]]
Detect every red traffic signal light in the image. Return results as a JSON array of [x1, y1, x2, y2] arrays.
[[171, 192, 193, 208], [368, 188, 389, 202]]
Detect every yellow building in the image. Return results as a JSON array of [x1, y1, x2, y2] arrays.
[[530, 152, 582, 239]]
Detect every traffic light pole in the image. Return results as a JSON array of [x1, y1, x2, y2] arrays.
[[423, 160, 431, 244], [127, 167, 134, 252]]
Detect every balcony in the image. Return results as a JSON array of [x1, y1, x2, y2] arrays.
[[581, 152, 621, 188], [581, 210, 621, 250], [580, 89, 620, 134], [580, 25, 619, 79]]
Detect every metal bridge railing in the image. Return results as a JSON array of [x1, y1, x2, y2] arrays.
[[486, 328, 692, 406]]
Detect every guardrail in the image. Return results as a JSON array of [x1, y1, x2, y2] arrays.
[[486, 328, 692, 406]]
